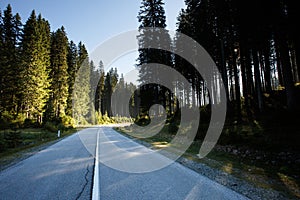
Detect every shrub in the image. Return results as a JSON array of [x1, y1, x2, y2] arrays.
[[102, 112, 111, 124], [4, 130, 22, 148], [0, 111, 14, 130], [57, 123, 67, 132], [43, 121, 58, 132], [0, 132, 7, 152], [79, 116, 89, 125], [61, 115, 75, 128], [10, 113, 26, 129], [23, 118, 40, 128], [96, 112, 104, 124]]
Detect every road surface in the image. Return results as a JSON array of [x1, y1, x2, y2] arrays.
[[0, 127, 249, 200]]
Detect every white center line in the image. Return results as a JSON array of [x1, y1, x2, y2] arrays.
[[92, 129, 100, 200]]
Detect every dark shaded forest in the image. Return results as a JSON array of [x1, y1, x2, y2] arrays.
[[130, 2, 300, 197], [135, 0, 300, 151]]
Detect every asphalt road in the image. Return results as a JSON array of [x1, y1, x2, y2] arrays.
[[0, 128, 97, 200], [98, 127, 249, 200], [0, 127, 250, 200]]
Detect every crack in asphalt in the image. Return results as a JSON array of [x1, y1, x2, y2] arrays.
[[76, 164, 90, 200]]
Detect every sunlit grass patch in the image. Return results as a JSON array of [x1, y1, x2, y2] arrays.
[[278, 173, 300, 198]]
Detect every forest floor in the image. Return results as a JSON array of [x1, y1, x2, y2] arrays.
[[116, 125, 300, 200]]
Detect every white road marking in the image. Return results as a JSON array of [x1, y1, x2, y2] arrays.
[[92, 129, 100, 200]]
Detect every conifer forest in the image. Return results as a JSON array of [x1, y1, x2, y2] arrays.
[[0, 1, 300, 198]]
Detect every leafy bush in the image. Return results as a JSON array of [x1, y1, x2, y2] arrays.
[[61, 115, 75, 128]]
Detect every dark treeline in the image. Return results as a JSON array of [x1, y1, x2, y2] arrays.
[[175, 0, 299, 115], [136, 0, 299, 146], [0, 4, 133, 129]]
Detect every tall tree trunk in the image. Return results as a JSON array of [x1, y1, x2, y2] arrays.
[[296, 40, 300, 82], [233, 51, 241, 121], [290, 49, 299, 83], [276, 34, 298, 110], [245, 50, 254, 102], [240, 44, 251, 117], [275, 46, 284, 87], [252, 49, 264, 112], [263, 46, 272, 93], [220, 39, 230, 102]]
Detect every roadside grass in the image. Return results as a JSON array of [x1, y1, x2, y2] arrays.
[[115, 123, 300, 199], [0, 128, 77, 170]]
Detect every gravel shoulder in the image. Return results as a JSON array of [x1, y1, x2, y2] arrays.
[[123, 135, 296, 200]]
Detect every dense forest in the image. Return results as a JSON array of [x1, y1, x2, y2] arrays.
[[1, 0, 300, 149], [135, 0, 300, 149], [0, 4, 134, 130], [0, 1, 299, 198]]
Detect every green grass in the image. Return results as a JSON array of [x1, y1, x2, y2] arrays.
[[0, 127, 77, 170]]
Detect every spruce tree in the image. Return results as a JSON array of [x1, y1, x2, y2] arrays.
[[136, 0, 172, 116], [137, 0, 171, 79], [88, 60, 99, 124], [0, 5, 22, 117], [46, 27, 69, 121], [20, 10, 51, 122], [103, 72, 112, 117], [95, 61, 105, 114], [89, 60, 99, 108], [65, 40, 78, 117], [73, 42, 90, 124]]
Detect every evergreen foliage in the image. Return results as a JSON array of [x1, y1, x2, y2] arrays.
[[20, 11, 51, 122], [174, 0, 300, 116], [136, 0, 173, 117], [73, 42, 91, 124], [45, 27, 69, 121], [0, 5, 22, 119], [0, 4, 133, 128], [65, 40, 78, 117]]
